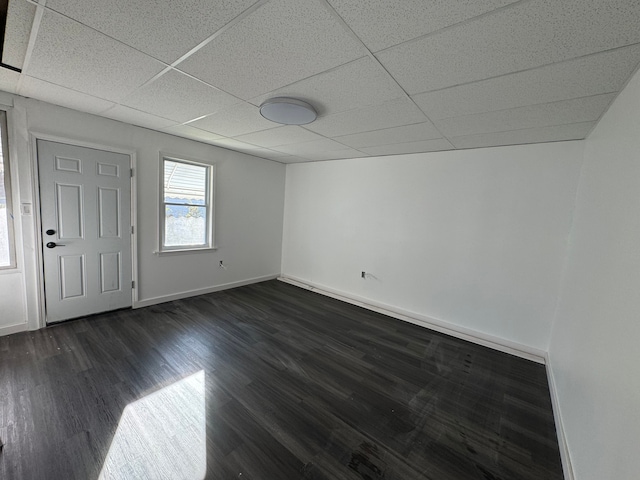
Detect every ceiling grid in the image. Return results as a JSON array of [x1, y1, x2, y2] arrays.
[[2, 0, 639, 162]]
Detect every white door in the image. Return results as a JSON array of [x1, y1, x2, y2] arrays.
[[38, 140, 132, 323]]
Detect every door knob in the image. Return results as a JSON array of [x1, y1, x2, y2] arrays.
[[46, 242, 65, 248], [46, 229, 56, 235]]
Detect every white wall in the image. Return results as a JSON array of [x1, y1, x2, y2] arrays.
[[548, 69, 640, 479], [0, 95, 285, 334], [282, 142, 584, 351]]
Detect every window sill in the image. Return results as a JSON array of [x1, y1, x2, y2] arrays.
[[154, 246, 218, 256]]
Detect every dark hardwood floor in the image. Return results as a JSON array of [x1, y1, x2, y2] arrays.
[[0, 280, 563, 479]]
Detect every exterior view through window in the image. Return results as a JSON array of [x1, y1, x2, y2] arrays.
[[161, 157, 213, 250], [0, 110, 15, 268]]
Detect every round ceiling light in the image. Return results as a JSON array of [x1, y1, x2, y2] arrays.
[[259, 97, 317, 125]]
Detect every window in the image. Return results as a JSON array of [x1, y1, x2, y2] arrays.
[[0, 110, 15, 269], [160, 156, 214, 251]]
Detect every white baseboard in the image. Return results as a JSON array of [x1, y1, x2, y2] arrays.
[[278, 275, 546, 364], [0, 322, 28, 337], [134, 274, 280, 308], [545, 353, 575, 480]]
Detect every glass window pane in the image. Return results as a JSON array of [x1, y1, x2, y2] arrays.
[[164, 160, 207, 205], [164, 206, 208, 247], [162, 157, 213, 250], [0, 168, 9, 266], [0, 111, 14, 268]]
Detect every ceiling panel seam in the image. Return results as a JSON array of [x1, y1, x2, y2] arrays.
[[24, 1, 170, 67], [169, 0, 270, 71], [117, 67, 245, 112], [244, 55, 370, 106], [448, 120, 600, 140], [19, 74, 116, 106], [311, 118, 443, 145], [99, 103, 179, 125], [119, 1, 272, 114], [180, 113, 214, 127], [408, 42, 640, 98], [432, 91, 620, 122], [23, 0, 270, 106], [231, 127, 324, 147], [369, 0, 535, 55], [13, 0, 639, 160], [453, 138, 585, 152], [316, 0, 451, 146]]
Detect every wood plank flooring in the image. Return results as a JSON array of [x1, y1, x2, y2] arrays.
[[0, 280, 564, 479]]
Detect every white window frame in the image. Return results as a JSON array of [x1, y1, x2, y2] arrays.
[[0, 110, 16, 270], [159, 154, 215, 253]]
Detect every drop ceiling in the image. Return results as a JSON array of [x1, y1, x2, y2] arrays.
[[2, 0, 640, 163]]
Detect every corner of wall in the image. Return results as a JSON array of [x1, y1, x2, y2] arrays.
[[545, 139, 588, 354]]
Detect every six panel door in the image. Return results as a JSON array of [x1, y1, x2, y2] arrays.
[[38, 140, 132, 323]]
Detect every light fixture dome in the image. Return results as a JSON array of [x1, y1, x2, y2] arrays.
[[259, 97, 317, 125]]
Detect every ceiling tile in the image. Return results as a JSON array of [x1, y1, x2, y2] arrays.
[[234, 126, 325, 147], [208, 140, 291, 161], [377, 0, 640, 94], [435, 94, 616, 137], [270, 156, 301, 164], [177, 0, 365, 99], [361, 138, 453, 156], [283, 158, 327, 163], [187, 102, 274, 137], [260, 150, 294, 158], [19, 76, 116, 113], [101, 105, 177, 130], [3, 0, 36, 68], [271, 138, 351, 156], [449, 122, 596, 149], [305, 97, 428, 137], [249, 57, 403, 116], [162, 124, 224, 143], [414, 44, 640, 120], [246, 148, 289, 159], [299, 148, 370, 161], [45, 0, 259, 63], [256, 151, 297, 163], [237, 147, 285, 159], [11, 0, 638, 160], [209, 138, 278, 154], [123, 70, 240, 123], [334, 122, 442, 149], [327, 0, 519, 52], [25, 10, 165, 102]]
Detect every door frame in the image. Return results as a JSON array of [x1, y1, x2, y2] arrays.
[[29, 132, 138, 328]]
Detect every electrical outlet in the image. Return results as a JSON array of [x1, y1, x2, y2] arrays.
[[361, 271, 366, 278]]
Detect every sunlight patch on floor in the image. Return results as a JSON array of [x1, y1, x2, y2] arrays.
[[99, 370, 206, 480]]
